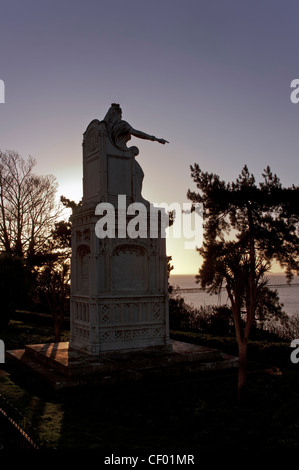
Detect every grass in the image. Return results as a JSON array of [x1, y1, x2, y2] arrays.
[[0, 319, 70, 349], [1, 317, 299, 450], [170, 329, 293, 369]]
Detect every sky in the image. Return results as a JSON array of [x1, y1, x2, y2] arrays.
[[0, 0, 299, 274]]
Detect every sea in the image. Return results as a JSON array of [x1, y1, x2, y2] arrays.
[[169, 273, 299, 317]]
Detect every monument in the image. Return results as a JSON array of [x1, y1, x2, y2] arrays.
[[6, 104, 238, 389], [69, 103, 171, 355]]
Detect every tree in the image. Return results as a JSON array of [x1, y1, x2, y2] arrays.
[[35, 220, 72, 342], [187, 164, 299, 399], [0, 150, 62, 259], [33, 196, 77, 342]]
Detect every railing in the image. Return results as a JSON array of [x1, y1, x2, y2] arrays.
[[0, 394, 43, 449], [177, 283, 299, 294]]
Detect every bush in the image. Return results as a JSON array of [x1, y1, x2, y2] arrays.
[[169, 292, 234, 336], [0, 254, 32, 330], [169, 289, 298, 343]]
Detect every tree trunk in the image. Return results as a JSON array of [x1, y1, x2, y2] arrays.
[[54, 319, 61, 343], [53, 307, 64, 343], [238, 340, 248, 401]]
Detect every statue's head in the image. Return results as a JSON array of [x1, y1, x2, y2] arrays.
[[111, 103, 122, 118], [104, 103, 122, 127]]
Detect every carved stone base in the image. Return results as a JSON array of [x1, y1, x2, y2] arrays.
[[70, 295, 170, 355]]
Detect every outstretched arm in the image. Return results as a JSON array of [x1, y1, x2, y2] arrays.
[[130, 127, 169, 145]]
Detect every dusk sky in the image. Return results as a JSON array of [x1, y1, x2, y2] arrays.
[[1, 0, 299, 274]]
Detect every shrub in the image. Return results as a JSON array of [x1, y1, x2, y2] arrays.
[[169, 291, 234, 336], [0, 254, 32, 330], [169, 289, 298, 343]]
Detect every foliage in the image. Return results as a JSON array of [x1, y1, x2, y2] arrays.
[[187, 163, 299, 399], [33, 220, 72, 342], [0, 254, 32, 330], [169, 289, 299, 343], [169, 296, 234, 337], [0, 151, 74, 340]]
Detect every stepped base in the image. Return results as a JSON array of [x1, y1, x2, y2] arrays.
[[6, 340, 238, 390]]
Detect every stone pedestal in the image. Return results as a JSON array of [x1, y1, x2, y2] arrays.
[[69, 116, 170, 355], [6, 341, 239, 390]]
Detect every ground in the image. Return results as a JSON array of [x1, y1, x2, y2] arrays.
[[0, 319, 298, 451]]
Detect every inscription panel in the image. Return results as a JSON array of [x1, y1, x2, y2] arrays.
[[108, 155, 131, 196], [112, 245, 147, 292]]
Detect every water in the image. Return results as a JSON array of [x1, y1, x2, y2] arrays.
[[170, 273, 299, 316]]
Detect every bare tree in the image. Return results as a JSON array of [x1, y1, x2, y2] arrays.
[[0, 150, 62, 259]]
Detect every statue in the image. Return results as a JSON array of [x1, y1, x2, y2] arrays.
[[69, 104, 171, 355], [104, 103, 169, 152], [102, 103, 168, 203]]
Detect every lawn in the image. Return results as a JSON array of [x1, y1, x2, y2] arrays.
[[1, 317, 299, 451]]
